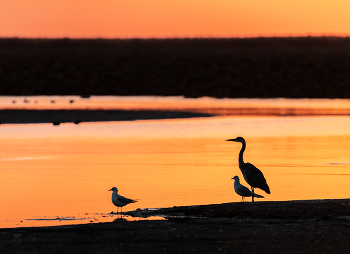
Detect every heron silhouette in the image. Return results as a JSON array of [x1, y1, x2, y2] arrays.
[[226, 137, 270, 202]]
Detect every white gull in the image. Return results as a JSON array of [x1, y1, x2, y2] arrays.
[[108, 187, 137, 213], [231, 176, 264, 202]]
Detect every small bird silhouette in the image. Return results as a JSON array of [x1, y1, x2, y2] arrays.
[[226, 137, 270, 202], [108, 187, 137, 213], [231, 176, 264, 202]]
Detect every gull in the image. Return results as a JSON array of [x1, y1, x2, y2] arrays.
[[231, 176, 264, 202], [226, 137, 270, 202], [108, 187, 137, 213]]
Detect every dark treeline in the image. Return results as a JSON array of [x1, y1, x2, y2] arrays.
[[1, 37, 350, 98]]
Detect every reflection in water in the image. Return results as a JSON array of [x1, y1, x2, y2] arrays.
[[0, 214, 165, 228], [0, 97, 350, 228], [1, 96, 350, 115]]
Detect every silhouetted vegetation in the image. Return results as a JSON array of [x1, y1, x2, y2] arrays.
[[1, 37, 350, 98]]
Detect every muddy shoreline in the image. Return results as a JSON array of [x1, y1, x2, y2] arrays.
[[1, 199, 350, 253], [0, 109, 214, 124]]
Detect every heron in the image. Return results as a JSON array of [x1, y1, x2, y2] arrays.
[[231, 176, 264, 202], [108, 187, 137, 213], [226, 137, 270, 202]]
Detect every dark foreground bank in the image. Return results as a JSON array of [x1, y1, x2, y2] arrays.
[[1, 37, 350, 98], [1, 199, 350, 253]]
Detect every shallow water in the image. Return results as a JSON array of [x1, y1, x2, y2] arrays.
[[1, 96, 350, 228]]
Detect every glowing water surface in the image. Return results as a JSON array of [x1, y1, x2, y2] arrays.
[[0, 96, 350, 228]]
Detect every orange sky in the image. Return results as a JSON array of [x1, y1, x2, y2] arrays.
[[1, 0, 350, 38]]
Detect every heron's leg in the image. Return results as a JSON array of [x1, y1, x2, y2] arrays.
[[251, 187, 255, 202], [241, 196, 244, 202]]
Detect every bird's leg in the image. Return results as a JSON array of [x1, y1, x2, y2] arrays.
[[251, 187, 255, 202], [241, 196, 244, 202]]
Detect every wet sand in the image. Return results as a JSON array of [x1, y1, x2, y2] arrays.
[[1, 199, 350, 253]]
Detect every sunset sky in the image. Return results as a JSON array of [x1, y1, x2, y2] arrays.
[[1, 0, 350, 38]]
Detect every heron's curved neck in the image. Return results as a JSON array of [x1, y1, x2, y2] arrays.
[[238, 141, 246, 165]]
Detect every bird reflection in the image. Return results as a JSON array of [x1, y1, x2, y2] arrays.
[[226, 137, 270, 202]]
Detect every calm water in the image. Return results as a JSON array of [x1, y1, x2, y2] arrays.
[[1, 96, 350, 228]]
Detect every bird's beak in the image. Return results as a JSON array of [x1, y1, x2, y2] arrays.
[[108, 189, 113, 191], [231, 177, 234, 179], [226, 139, 237, 142]]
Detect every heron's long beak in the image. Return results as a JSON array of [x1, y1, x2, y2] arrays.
[[226, 139, 237, 142], [108, 189, 113, 191]]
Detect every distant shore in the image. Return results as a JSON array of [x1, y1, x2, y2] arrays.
[[1, 37, 350, 98], [1, 199, 350, 253], [0, 109, 213, 124]]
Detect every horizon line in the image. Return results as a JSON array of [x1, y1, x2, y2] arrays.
[[1, 33, 350, 40]]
